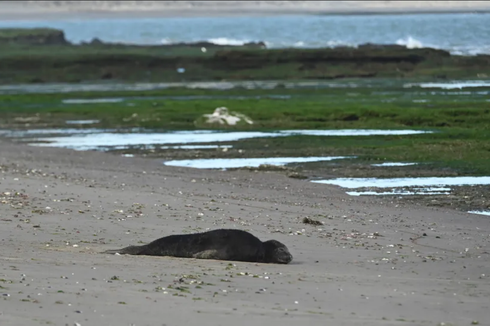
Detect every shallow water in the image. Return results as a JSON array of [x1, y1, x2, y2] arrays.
[[5, 128, 115, 137], [23, 129, 432, 151], [89, 144, 234, 151], [371, 162, 418, 167], [28, 131, 278, 151], [1, 13, 488, 55], [346, 187, 451, 196], [468, 211, 490, 216], [65, 120, 101, 125], [62, 95, 291, 103], [278, 130, 431, 136], [160, 145, 233, 150], [62, 98, 124, 104], [0, 80, 388, 95], [163, 156, 352, 169], [404, 81, 490, 89], [312, 176, 490, 188], [5, 79, 488, 96]]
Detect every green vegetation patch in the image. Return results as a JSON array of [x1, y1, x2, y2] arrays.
[[0, 83, 489, 175], [0, 27, 489, 84]]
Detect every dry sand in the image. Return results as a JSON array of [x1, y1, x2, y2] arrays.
[[1, 1, 490, 20], [0, 138, 489, 326]]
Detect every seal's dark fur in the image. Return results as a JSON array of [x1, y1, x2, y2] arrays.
[[103, 229, 292, 264]]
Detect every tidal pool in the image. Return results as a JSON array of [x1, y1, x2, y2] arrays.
[[160, 145, 233, 150], [371, 162, 418, 167], [404, 81, 490, 89], [28, 131, 277, 150], [91, 144, 233, 151], [0, 80, 379, 95], [347, 187, 451, 196], [312, 176, 490, 188], [65, 119, 101, 125], [62, 95, 291, 103], [62, 98, 124, 104], [25, 129, 433, 151], [278, 129, 431, 136], [468, 211, 490, 216], [314, 176, 490, 199], [6, 128, 114, 137], [163, 156, 352, 169]]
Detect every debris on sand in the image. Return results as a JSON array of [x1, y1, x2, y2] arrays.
[[302, 217, 323, 226], [195, 107, 253, 127]]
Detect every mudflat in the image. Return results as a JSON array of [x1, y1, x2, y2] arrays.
[[0, 137, 488, 326]]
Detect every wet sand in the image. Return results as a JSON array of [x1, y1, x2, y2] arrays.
[[0, 138, 489, 325], [1, 1, 490, 20]]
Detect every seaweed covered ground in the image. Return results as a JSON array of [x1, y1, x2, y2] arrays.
[[0, 28, 489, 84], [1, 81, 489, 177]]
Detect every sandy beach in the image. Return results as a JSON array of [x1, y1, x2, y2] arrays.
[[1, 1, 490, 20], [1, 2, 489, 325], [0, 136, 489, 326]]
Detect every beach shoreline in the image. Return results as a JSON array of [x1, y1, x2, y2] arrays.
[[1, 3, 489, 324], [0, 137, 489, 325]]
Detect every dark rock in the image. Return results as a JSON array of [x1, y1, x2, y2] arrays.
[[90, 38, 104, 45], [101, 72, 113, 79], [302, 217, 323, 226], [342, 114, 360, 121], [0, 28, 68, 45], [29, 77, 44, 84]]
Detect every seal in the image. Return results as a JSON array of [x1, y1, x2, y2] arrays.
[[103, 229, 293, 264]]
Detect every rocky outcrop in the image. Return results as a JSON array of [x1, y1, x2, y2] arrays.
[[80, 38, 266, 49], [0, 28, 487, 84], [0, 28, 68, 45], [212, 44, 452, 70]]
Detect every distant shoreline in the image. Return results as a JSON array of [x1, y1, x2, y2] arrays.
[[315, 9, 490, 16], [1, 1, 490, 21], [1, 10, 489, 22]]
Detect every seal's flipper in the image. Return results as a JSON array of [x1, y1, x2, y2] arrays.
[[192, 249, 221, 260], [102, 245, 143, 255], [102, 249, 122, 255]]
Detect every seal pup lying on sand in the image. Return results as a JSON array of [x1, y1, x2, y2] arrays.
[[103, 229, 293, 264]]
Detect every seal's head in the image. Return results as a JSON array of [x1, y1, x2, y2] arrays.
[[263, 240, 293, 264]]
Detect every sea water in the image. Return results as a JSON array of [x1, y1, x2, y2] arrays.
[[0, 13, 489, 55]]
